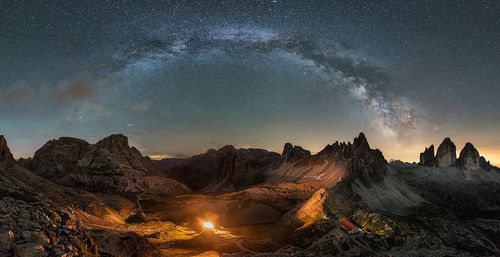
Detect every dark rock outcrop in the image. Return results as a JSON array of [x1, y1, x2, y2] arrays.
[[270, 133, 388, 188], [479, 156, 493, 171], [321, 133, 388, 185], [282, 143, 311, 161], [0, 135, 14, 163], [390, 160, 418, 168], [458, 143, 481, 171], [161, 146, 281, 192], [0, 197, 99, 256], [435, 137, 457, 167], [28, 134, 189, 194], [419, 145, 435, 167], [30, 137, 92, 178]]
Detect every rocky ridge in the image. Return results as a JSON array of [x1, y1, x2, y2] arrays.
[[3, 132, 500, 257], [159, 146, 280, 192], [268, 133, 388, 189], [419, 138, 497, 171], [26, 134, 189, 194], [0, 136, 163, 257], [282, 143, 311, 161]]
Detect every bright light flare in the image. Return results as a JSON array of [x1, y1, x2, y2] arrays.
[[203, 221, 214, 230]]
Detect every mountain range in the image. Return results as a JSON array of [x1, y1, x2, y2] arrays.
[[1, 133, 499, 257]]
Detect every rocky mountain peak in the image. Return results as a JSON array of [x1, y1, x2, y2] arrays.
[[217, 145, 236, 153], [436, 137, 457, 167], [479, 156, 493, 171], [419, 145, 435, 167], [458, 142, 480, 171], [282, 143, 293, 155], [25, 134, 191, 194], [95, 134, 131, 153], [0, 135, 14, 162], [315, 133, 387, 186], [31, 137, 90, 178], [282, 143, 311, 161], [353, 132, 370, 151]]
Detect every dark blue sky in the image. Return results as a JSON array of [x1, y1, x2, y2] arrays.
[[1, 0, 499, 164]]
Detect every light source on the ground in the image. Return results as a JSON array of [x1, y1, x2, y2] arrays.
[[203, 221, 214, 230]]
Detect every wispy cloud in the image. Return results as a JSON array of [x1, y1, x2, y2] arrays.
[[0, 82, 34, 103], [130, 100, 151, 112], [52, 78, 96, 104]]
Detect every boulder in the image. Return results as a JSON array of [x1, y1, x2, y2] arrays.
[[435, 138, 457, 167], [458, 143, 480, 171]]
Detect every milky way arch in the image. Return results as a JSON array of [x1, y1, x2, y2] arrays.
[[113, 27, 419, 138]]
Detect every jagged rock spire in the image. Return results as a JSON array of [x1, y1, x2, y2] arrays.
[[0, 135, 14, 162], [458, 143, 480, 171], [419, 145, 435, 167], [435, 137, 457, 168], [479, 156, 493, 171], [282, 143, 311, 161], [353, 132, 370, 151], [96, 134, 131, 153]]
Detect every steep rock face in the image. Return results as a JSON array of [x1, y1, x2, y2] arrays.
[[0, 135, 14, 163], [268, 133, 388, 188], [479, 156, 493, 171], [30, 137, 92, 177], [347, 133, 388, 184], [29, 134, 189, 194], [435, 138, 457, 167], [284, 188, 335, 227], [458, 143, 481, 171], [419, 145, 435, 167], [282, 143, 311, 161], [160, 146, 281, 192], [91, 134, 158, 174]]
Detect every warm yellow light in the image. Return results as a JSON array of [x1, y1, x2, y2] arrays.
[[203, 221, 214, 230]]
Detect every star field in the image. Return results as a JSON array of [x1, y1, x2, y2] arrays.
[[1, 0, 499, 164]]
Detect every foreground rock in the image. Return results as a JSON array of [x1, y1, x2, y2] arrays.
[[0, 197, 98, 257], [0, 136, 162, 257]]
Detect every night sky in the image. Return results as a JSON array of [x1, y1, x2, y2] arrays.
[[1, 0, 499, 164]]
